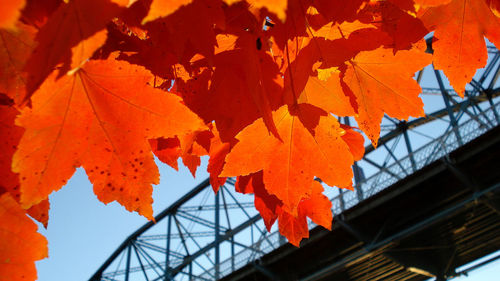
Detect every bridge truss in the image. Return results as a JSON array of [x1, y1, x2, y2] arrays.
[[90, 45, 500, 281]]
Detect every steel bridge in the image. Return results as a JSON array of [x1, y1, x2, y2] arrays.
[[89, 45, 500, 281]]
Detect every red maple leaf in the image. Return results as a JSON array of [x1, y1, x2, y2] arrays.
[[14, 57, 205, 219]]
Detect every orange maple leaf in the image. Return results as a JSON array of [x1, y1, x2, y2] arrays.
[[1, 101, 50, 227], [360, 0, 429, 51], [222, 104, 361, 215], [142, 0, 192, 24], [151, 129, 212, 177], [0, 0, 25, 29], [0, 23, 36, 105], [118, 0, 224, 81], [150, 137, 183, 171], [178, 34, 284, 142], [234, 171, 332, 245], [301, 67, 355, 116], [23, 0, 128, 102], [224, 0, 287, 21], [0, 102, 24, 201], [311, 0, 368, 24], [419, 0, 500, 96], [340, 124, 366, 162], [206, 125, 231, 192], [277, 181, 333, 247], [18, 0, 62, 29], [342, 44, 431, 146], [235, 171, 282, 230], [26, 199, 50, 228], [13, 58, 206, 219], [486, 0, 500, 16], [0, 193, 48, 281], [282, 22, 392, 111], [415, 0, 453, 7]]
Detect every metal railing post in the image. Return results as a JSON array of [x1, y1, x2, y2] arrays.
[[215, 191, 220, 279]]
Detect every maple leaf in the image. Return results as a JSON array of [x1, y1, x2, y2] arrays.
[[151, 129, 211, 177], [0, 0, 25, 29], [387, 0, 453, 12], [0, 102, 24, 201], [206, 125, 231, 192], [142, 0, 193, 24], [234, 170, 331, 245], [19, 0, 63, 29], [415, 0, 454, 7], [225, 0, 287, 21], [360, 0, 429, 51], [300, 67, 355, 116], [235, 171, 282, 230], [277, 206, 309, 247], [267, 0, 310, 49], [277, 181, 332, 246], [150, 137, 182, 171], [282, 22, 392, 110], [121, 0, 224, 79], [419, 0, 500, 96], [0, 23, 36, 104], [23, 0, 129, 102], [13, 58, 206, 219], [342, 44, 432, 146], [312, 0, 369, 24], [26, 199, 50, 228], [340, 124, 365, 161], [178, 34, 284, 142], [0, 101, 51, 227], [486, 0, 500, 16], [0, 193, 48, 281], [146, 0, 224, 63], [298, 181, 333, 230], [221, 104, 361, 214]]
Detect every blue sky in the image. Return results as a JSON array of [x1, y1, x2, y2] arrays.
[[35, 160, 210, 281]]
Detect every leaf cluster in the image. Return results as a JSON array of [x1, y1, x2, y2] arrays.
[[1, 0, 500, 279]]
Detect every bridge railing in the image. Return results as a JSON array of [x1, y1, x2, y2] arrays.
[[201, 100, 500, 280], [334, 100, 500, 213]]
